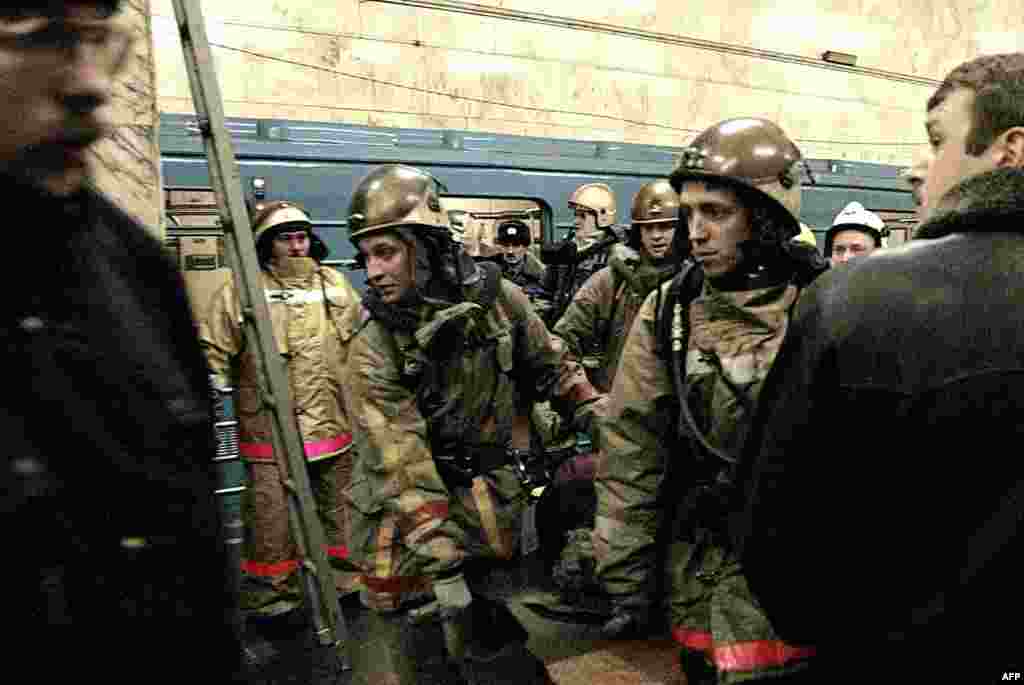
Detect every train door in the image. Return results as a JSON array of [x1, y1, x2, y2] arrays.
[[440, 195, 554, 258]]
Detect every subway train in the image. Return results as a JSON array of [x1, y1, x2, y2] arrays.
[[159, 112, 917, 295]]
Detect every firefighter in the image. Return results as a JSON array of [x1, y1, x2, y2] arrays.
[[824, 201, 888, 265], [555, 179, 682, 393], [593, 118, 827, 682], [523, 180, 683, 619], [341, 164, 603, 685], [201, 201, 362, 616], [569, 182, 617, 252]]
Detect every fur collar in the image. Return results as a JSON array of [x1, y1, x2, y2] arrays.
[[916, 168, 1024, 240]]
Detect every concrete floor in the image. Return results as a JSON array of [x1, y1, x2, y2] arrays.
[[241, 559, 683, 685]]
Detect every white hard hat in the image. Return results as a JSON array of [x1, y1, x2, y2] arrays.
[[826, 201, 889, 252], [831, 202, 885, 231]]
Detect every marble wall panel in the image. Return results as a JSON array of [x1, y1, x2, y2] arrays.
[[153, 0, 1024, 167], [92, 0, 161, 235]]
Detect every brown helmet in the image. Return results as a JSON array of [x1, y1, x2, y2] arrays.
[[628, 179, 678, 252], [568, 183, 616, 228], [347, 164, 449, 245], [669, 118, 803, 239], [631, 179, 679, 225]]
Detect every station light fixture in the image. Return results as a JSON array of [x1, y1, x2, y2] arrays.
[[822, 50, 858, 67]]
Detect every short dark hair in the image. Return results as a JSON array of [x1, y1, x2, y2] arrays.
[[927, 53, 1024, 155], [1, 2, 121, 19]]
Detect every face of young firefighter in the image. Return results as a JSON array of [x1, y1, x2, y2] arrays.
[[270, 230, 311, 261], [678, 181, 753, 278], [573, 209, 599, 246], [639, 221, 675, 260], [360, 232, 415, 304], [0, 3, 130, 196]]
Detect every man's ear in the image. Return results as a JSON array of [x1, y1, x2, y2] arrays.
[[994, 127, 1024, 168]]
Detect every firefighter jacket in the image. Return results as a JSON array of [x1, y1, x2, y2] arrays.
[[201, 258, 361, 463], [3, 179, 242, 679], [594, 275, 798, 601], [739, 167, 1024, 680], [554, 244, 677, 392], [342, 269, 598, 611], [593, 261, 826, 679]]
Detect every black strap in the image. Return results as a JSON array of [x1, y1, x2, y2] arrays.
[[655, 260, 703, 362]]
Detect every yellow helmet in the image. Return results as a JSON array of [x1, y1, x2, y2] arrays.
[[793, 223, 817, 248], [251, 201, 312, 243], [568, 183, 616, 228]]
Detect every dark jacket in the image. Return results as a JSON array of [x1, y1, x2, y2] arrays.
[[2, 179, 241, 679], [738, 168, 1024, 679]]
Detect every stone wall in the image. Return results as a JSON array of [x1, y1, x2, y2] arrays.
[[151, 0, 1024, 167], [92, 0, 162, 237]]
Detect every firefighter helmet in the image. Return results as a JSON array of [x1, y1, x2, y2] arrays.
[[631, 179, 679, 225], [251, 200, 329, 263], [825, 201, 889, 254], [252, 201, 312, 243], [628, 179, 678, 252], [347, 164, 450, 245], [496, 219, 532, 246], [568, 183, 616, 229], [669, 117, 803, 239]]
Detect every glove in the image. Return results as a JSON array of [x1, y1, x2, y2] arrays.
[[433, 573, 473, 662], [600, 595, 656, 639]]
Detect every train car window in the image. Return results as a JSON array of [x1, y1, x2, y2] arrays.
[[439, 195, 552, 258], [873, 209, 918, 247]]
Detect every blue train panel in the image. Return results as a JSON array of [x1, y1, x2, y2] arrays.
[[160, 114, 916, 273]]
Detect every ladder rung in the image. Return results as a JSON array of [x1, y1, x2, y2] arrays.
[[213, 454, 242, 463]]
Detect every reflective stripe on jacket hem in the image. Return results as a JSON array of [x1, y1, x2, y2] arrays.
[[240, 433, 353, 462], [712, 640, 816, 672], [243, 546, 349, 578], [672, 626, 713, 652]]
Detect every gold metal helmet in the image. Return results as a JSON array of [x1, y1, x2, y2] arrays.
[[568, 183, 616, 228], [251, 201, 312, 243], [347, 164, 449, 245], [669, 117, 804, 238], [631, 179, 679, 225]]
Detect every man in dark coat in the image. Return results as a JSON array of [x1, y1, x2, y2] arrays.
[[2, 2, 242, 679], [738, 52, 1024, 682]]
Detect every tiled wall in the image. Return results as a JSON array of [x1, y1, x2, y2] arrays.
[[93, 0, 162, 235], [151, 0, 1024, 167]]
